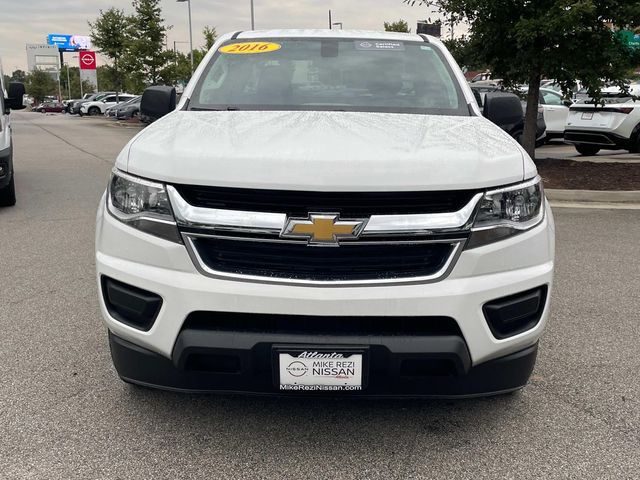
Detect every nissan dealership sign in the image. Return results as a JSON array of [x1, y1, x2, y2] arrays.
[[79, 51, 97, 70]]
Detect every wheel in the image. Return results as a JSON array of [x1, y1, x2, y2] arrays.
[[88, 106, 101, 116], [630, 131, 640, 154], [0, 172, 16, 207], [575, 144, 600, 156], [131, 110, 139, 120]]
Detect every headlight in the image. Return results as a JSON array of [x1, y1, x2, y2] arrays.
[[467, 176, 544, 249], [107, 168, 181, 243]]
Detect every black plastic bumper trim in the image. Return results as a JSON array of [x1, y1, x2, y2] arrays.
[[564, 129, 630, 149], [483, 285, 548, 339], [101, 276, 163, 331], [108, 331, 538, 397]]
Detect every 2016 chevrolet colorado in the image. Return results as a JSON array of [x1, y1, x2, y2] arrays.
[[96, 30, 555, 397]]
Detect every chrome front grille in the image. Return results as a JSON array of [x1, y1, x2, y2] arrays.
[[167, 185, 480, 286]]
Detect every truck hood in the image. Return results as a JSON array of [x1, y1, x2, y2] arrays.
[[122, 110, 526, 191]]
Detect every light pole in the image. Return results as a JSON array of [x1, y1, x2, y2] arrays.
[[64, 62, 71, 100], [177, 0, 194, 73], [56, 70, 62, 103], [72, 55, 82, 98], [250, 0, 255, 30]]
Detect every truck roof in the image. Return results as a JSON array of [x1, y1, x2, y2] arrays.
[[234, 29, 432, 43]]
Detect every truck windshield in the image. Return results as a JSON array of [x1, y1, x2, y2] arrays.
[[189, 38, 468, 115]]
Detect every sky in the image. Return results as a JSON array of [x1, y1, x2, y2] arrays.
[[0, 0, 463, 74]]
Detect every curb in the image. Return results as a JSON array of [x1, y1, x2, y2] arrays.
[[546, 188, 640, 204]]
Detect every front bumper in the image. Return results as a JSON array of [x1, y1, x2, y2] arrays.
[[564, 129, 630, 150], [110, 331, 538, 397], [96, 197, 555, 396]]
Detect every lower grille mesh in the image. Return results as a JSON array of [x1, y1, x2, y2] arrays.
[[191, 237, 455, 281]]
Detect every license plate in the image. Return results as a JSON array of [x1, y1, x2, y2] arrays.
[[276, 349, 365, 392], [581, 112, 594, 120]]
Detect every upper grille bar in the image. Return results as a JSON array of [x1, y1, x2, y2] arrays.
[[167, 186, 482, 238], [172, 184, 481, 216]]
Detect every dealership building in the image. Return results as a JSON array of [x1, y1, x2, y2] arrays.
[[26, 44, 60, 73]]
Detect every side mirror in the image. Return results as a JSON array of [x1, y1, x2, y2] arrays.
[[563, 99, 573, 107], [140, 86, 176, 122], [6, 82, 26, 110], [483, 92, 523, 131]]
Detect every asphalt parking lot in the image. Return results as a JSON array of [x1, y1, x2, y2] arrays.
[[1, 112, 639, 479]]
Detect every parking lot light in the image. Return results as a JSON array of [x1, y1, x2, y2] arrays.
[[176, 0, 194, 73], [250, 0, 255, 29], [64, 62, 71, 100]]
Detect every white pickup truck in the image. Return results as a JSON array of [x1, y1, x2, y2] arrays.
[[0, 61, 26, 206], [96, 30, 555, 397]]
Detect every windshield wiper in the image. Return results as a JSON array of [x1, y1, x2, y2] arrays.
[[190, 106, 242, 111]]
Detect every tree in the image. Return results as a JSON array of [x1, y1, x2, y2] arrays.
[[442, 37, 486, 71], [89, 8, 129, 97], [10, 69, 28, 83], [172, 51, 193, 86], [97, 65, 118, 92], [202, 25, 217, 51], [406, 1, 640, 158], [193, 26, 219, 70], [127, 0, 171, 87], [60, 65, 95, 99], [384, 20, 410, 33], [25, 69, 58, 103]]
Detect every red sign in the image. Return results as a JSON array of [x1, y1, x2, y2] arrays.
[[79, 51, 96, 70]]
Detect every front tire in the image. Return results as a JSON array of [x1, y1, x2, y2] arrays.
[[88, 106, 101, 116], [0, 172, 16, 207], [630, 131, 640, 154], [575, 144, 600, 156]]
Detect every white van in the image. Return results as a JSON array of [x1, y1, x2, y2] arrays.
[[0, 61, 26, 206]]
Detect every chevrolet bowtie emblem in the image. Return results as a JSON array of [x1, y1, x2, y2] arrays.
[[281, 213, 367, 246]]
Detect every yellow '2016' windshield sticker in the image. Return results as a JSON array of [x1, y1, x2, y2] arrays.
[[219, 42, 282, 54]]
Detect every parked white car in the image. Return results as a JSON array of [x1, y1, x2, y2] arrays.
[[80, 94, 136, 116], [522, 87, 571, 140], [96, 30, 555, 397], [565, 96, 640, 155]]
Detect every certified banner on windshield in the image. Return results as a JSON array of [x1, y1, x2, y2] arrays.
[[278, 350, 364, 391]]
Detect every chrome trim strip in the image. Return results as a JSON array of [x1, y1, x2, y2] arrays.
[[182, 233, 465, 287], [167, 185, 285, 234], [168, 186, 481, 237], [184, 231, 467, 246], [363, 193, 482, 235]]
